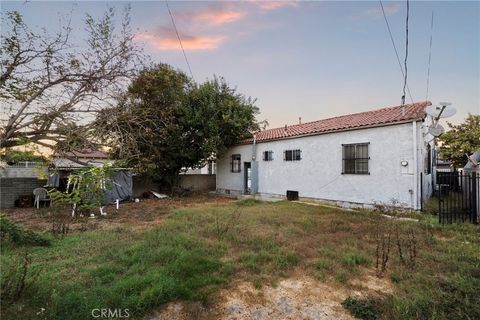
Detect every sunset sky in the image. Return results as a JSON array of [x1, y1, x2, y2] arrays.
[[2, 1, 479, 128]]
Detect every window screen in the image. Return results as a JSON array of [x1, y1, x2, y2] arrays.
[[342, 143, 369, 174], [284, 149, 301, 161], [231, 154, 241, 172], [263, 151, 273, 161]]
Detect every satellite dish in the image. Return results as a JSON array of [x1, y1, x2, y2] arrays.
[[428, 124, 445, 137], [426, 103, 456, 119]]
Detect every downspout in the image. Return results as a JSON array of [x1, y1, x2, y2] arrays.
[[412, 121, 418, 210], [252, 134, 257, 159], [251, 134, 258, 195]]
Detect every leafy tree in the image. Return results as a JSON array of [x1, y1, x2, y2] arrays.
[[0, 149, 46, 164], [439, 114, 480, 167], [0, 7, 142, 151], [94, 64, 261, 190]]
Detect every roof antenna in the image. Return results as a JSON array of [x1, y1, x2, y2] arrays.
[[401, 0, 410, 116]]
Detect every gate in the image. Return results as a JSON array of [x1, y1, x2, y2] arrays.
[[437, 171, 479, 224]]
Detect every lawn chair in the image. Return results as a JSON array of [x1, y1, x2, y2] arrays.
[[33, 188, 51, 209]]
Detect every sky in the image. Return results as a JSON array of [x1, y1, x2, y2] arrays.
[[2, 0, 479, 129]]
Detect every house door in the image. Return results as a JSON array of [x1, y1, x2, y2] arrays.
[[244, 162, 251, 194]]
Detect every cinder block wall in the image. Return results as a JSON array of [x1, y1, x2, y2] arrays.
[[178, 174, 216, 191], [0, 178, 48, 208], [132, 174, 216, 197]]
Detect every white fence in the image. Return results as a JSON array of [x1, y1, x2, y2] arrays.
[[4, 161, 44, 168], [0, 161, 47, 178]]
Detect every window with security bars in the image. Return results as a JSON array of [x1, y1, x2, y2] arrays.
[[231, 154, 241, 172], [342, 143, 369, 174], [263, 151, 273, 161], [284, 149, 301, 161]]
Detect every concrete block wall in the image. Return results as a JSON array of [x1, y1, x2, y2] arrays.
[[178, 174, 216, 191], [132, 174, 216, 197], [0, 178, 48, 208]]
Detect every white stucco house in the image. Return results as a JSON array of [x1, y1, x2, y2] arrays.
[[216, 101, 435, 210]]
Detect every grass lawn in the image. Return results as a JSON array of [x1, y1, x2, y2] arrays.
[[1, 198, 479, 319]]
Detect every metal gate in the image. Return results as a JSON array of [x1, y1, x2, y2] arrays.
[[437, 171, 479, 224]]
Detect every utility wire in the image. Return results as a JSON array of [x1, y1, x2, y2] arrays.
[[401, 0, 410, 106], [165, 0, 194, 80], [425, 11, 434, 101], [379, 0, 414, 104]]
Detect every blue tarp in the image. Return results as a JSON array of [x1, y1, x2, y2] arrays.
[[103, 171, 133, 204]]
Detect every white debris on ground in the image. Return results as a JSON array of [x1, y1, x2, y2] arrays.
[[150, 191, 169, 199]]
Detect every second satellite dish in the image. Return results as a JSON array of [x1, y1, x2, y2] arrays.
[[426, 103, 456, 119], [428, 124, 445, 137]]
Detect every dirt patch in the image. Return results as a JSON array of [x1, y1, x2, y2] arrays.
[[215, 277, 353, 320], [1, 194, 233, 232], [149, 266, 395, 320]]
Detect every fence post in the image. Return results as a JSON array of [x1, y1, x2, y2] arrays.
[[472, 172, 478, 224]]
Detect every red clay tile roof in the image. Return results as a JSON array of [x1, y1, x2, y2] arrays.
[[242, 101, 431, 144]]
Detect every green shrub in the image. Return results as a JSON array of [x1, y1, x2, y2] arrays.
[[0, 150, 46, 163], [342, 297, 382, 320], [335, 270, 348, 284], [235, 199, 263, 206], [342, 253, 369, 267], [1, 250, 39, 303], [314, 259, 333, 271], [0, 214, 50, 246]]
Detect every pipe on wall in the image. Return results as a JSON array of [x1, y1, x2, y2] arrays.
[[412, 121, 418, 210], [251, 134, 258, 194]]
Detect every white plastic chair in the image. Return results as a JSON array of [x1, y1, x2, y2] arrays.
[[33, 188, 51, 209]]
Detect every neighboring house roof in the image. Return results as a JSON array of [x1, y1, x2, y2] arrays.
[[62, 149, 108, 159], [51, 158, 110, 170], [241, 101, 431, 144]]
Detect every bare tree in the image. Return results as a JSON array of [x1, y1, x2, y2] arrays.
[[0, 7, 142, 151]]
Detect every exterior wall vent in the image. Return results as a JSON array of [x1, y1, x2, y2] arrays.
[[286, 190, 299, 201]]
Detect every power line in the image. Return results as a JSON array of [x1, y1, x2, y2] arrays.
[[379, 0, 414, 104], [165, 0, 194, 80], [401, 0, 410, 106], [425, 11, 434, 101]]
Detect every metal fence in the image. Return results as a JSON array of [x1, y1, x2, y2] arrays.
[[437, 171, 479, 224], [3, 161, 44, 168]]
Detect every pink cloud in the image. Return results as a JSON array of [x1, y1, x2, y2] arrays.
[[135, 1, 299, 52], [190, 9, 245, 26], [135, 32, 226, 50], [177, 7, 246, 27], [251, 1, 298, 12]]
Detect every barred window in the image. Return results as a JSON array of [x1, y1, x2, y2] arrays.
[[231, 154, 241, 173], [342, 143, 369, 174], [263, 151, 274, 161], [284, 149, 301, 161]]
